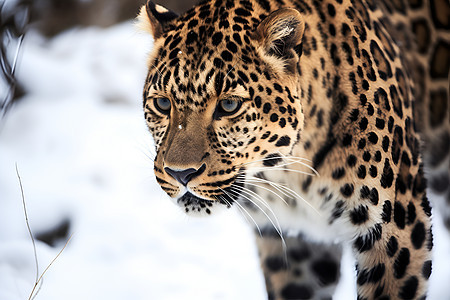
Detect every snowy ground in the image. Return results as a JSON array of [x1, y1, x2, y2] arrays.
[[0, 22, 449, 300]]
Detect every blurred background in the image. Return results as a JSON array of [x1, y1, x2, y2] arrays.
[[0, 1, 449, 299], [0, 1, 267, 299]]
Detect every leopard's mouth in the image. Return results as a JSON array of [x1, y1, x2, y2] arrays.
[[176, 183, 243, 215], [172, 168, 246, 215], [176, 192, 214, 214], [175, 192, 230, 215]]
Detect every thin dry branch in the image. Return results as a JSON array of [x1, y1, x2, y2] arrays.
[[15, 163, 39, 282], [28, 234, 73, 300], [15, 163, 72, 300]]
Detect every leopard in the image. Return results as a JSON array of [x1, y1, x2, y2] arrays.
[[137, 0, 450, 299]]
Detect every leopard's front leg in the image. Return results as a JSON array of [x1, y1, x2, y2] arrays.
[[351, 200, 433, 300], [255, 229, 343, 300]]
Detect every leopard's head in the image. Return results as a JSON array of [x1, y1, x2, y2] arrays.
[[139, 1, 306, 215]]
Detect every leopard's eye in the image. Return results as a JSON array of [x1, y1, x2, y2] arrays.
[[154, 97, 171, 114], [215, 98, 242, 118], [220, 99, 239, 112]]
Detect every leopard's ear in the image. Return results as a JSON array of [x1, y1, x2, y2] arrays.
[[137, 1, 179, 39], [253, 8, 305, 60]]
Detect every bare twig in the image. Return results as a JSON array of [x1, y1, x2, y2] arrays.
[[15, 163, 39, 282], [28, 234, 73, 300], [15, 163, 73, 300]]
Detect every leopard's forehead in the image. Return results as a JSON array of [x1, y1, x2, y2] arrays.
[[145, 1, 270, 109], [171, 0, 265, 41]]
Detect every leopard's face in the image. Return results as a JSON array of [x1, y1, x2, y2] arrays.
[[141, 3, 305, 215]]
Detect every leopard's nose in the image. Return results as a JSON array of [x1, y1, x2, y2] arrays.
[[164, 164, 206, 186]]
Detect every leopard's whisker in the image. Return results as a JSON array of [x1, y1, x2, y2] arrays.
[[217, 192, 262, 236], [224, 56, 244, 81], [279, 158, 320, 176], [137, 146, 156, 163], [243, 166, 316, 176], [244, 176, 301, 201], [266, 152, 320, 176], [216, 193, 233, 209], [149, 59, 166, 78], [228, 185, 280, 222], [239, 176, 322, 216], [278, 153, 313, 162], [245, 179, 293, 202], [236, 180, 289, 206], [236, 155, 310, 168], [227, 184, 287, 257], [226, 186, 284, 240], [235, 154, 320, 176]]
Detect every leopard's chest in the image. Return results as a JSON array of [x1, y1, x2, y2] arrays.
[[237, 169, 357, 242]]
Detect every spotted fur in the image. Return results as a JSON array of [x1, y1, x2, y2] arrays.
[[139, 0, 449, 299]]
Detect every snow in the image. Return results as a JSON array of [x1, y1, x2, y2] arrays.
[[0, 21, 449, 300]]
